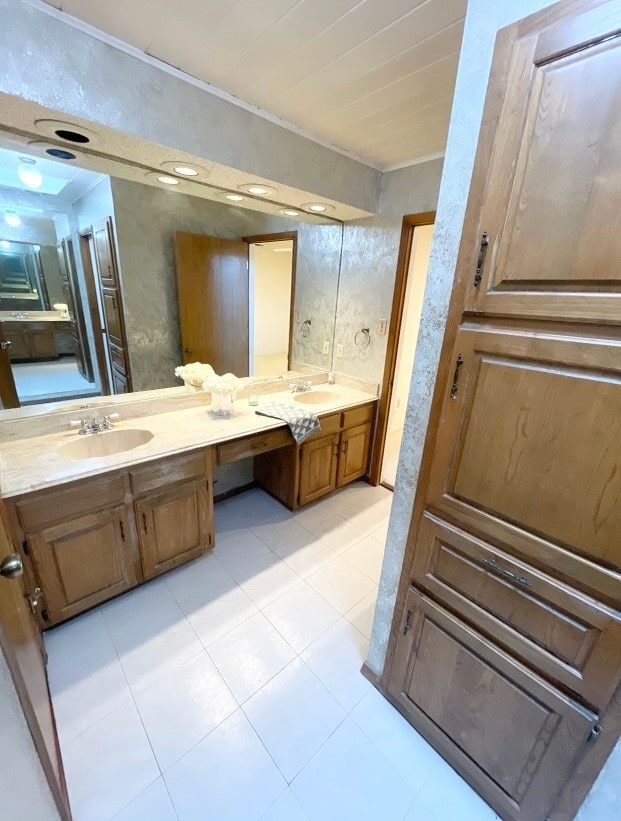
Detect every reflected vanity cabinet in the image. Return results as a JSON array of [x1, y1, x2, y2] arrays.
[[253, 403, 375, 509], [5, 449, 214, 626]]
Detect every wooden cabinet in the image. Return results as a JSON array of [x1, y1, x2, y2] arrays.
[[383, 4, 621, 819], [3, 322, 59, 361], [389, 591, 596, 821], [28, 506, 135, 624], [255, 401, 375, 509], [135, 479, 211, 579], [299, 433, 339, 505], [8, 449, 214, 626]]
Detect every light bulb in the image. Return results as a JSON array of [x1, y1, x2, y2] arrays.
[[156, 175, 179, 185], [4, 212, 21, 228], [17, 158, 43, 189]]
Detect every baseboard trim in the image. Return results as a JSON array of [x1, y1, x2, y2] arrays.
[[213, 481, 257, 504]]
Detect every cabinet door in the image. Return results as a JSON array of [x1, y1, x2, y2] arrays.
[[29, 329, 57, 359], [136, 478, 212, 579], [388, 590, 595, 821], [111, 365, 129, 394], [336, 422, 372, 487], [27, 505, 136, 624], [299, 433, 339, 506], [4, 328, 28, 360], [93, 218, 117, 288]]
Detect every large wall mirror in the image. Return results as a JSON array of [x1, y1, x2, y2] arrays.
[[0, 140, 345, 414]]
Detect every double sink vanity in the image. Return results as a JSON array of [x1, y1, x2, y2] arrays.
[[0, 377, 377, 627]]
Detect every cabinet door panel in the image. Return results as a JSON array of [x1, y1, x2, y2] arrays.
[[137, 479, 211, 578], [299, 434, 338, 505], [4, 328, 29, 360], [94, 219, 117, 288], [388, 590, 595, 820], [337, 422, 372, 487], [28, 506, 135, 624], [412, 514, 621, 709], [467, 15, 621, 322], [427, 326, 621, 603], [102, 292, 123, 346], [29, 329, 57, 359]]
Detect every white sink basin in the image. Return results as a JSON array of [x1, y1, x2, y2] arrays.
[[293, 391, 343, 405], [59, 429, 154, 460]]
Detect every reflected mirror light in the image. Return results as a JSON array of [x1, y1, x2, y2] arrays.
[[17, 157, 43, 188]]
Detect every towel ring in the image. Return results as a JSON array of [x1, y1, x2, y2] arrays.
[[300, 318, 312, 338], [354, 328, 371, 349]]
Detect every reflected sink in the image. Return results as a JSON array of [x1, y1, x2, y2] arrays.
[[59, 429, 154, 460], [293, 391, 343, 405]]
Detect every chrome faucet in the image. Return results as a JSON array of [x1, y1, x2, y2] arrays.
[[289, 381, 313, 393], [69, 413, 120, 435]]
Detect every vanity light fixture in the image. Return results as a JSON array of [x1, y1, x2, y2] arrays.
[[17, 158, 43, 189], [280, 208, 300, 217], [302, 202, 334, 213], [160, 161, 207, 178], [239, 183, 276, 196], [173, 165, 199, 176], [156, 175, 180, 185], [4, 211, 21, 228], [224, 193, 245, 202], [46, 148, 77, 160]]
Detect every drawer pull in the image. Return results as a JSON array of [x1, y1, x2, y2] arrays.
[[142, 513, 148, 534], [119, 520, 125, 542], [483, 557, 531, 587]]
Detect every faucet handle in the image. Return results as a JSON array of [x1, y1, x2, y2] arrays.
[[105, 413, 120, 422], [69, 419, 86, 429]]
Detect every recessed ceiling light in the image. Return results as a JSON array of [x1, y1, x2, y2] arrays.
[[17, 157, 43, 189], [173, 165, 199, 177], [0, 240, 10, 249], [240, 183, 276, 196], [280, 209, 300, 217], [45, 148, 77, 160], [34, 120, 97, 145], [156, 175, 180, 185], [302, 202, 333, 213], [5, 211, 21, 228], [225, 193, 245, 202]]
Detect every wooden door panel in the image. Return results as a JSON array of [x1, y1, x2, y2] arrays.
[[93, 219, 117, 289], [174, 232, 249, 376], [412, 513, 621, 709], [102, 291, 123, 346], [467, 11, 621, 323], [388, 590, 595, 820], [299, 434, 339, 505], [137, 479, 210, 579], [427, 327, 621, 597], [337, 422, 372, 487], [29, 506, 135, 623]]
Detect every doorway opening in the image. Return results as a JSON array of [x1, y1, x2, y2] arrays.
[[245, 232, 297, 377], [370, 212, 435, 489]]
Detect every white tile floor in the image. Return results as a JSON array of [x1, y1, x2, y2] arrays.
[[45, 482, 497, 821], [13, 355, 99, 402]]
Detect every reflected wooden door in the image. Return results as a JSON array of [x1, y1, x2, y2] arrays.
[[175, 232, 249, 376], [0, 509, 71, 819], [0, 327, 19, 408]]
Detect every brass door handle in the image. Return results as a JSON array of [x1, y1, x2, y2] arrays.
[[0, 553, 23, 579], [26, 588, 42, 614]]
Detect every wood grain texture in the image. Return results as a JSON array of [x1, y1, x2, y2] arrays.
[[299, 433, 339, 505], [79, 232, 110, 395], [337, 422, 372, 487], [175, 231, 249, 376], [216, 427, 293, 465]]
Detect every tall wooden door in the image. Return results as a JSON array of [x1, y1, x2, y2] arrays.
[[92, 218, 132, 393], [0, 327, 19, 408], [58, 237, 93, 383], [0, 509, 71, 819], [174, 232, 249, 376], [384, 3, 621, 820]]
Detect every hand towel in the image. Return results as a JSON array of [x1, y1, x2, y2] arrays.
[[256, 403, 321, 444]]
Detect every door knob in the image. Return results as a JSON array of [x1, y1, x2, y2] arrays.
[[0, 340, 11, 350], [0, 553, 23, 579], [185, 347, 193, 354]]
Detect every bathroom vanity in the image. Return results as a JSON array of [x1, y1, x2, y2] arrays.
[[0, 381, 376, 627]]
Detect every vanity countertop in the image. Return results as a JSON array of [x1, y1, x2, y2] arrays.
[[0, 383, 377, 498]]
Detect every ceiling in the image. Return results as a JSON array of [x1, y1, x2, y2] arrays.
[[41, 0, 466, 170]]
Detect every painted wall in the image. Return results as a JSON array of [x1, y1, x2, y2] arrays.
[[0, 0, 381, 216], [333, 159, 443, 385], [367, 1, 621, 815], [252, 244, 292, 358], [0, 650, 60, 820]]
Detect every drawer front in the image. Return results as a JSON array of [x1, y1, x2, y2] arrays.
[[130, 450, 208, 496], [412, 514, 621, 709], [311, 411, 341, 438], [343, 403, 374, 428], [216, 428, 293, 465], [388, 590, 595, 820], [16, 473, 125, 532]]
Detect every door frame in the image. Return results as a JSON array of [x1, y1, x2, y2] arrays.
[[368, 212, 435, 486], [79, 231, 111, 395], [0, 326, 19, 408], [242, 231, 298, 372]]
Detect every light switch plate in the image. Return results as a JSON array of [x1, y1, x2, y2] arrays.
[[336, 344, 344, 358], [378, 318, 387, 335], [323, 340, 330, 354]]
